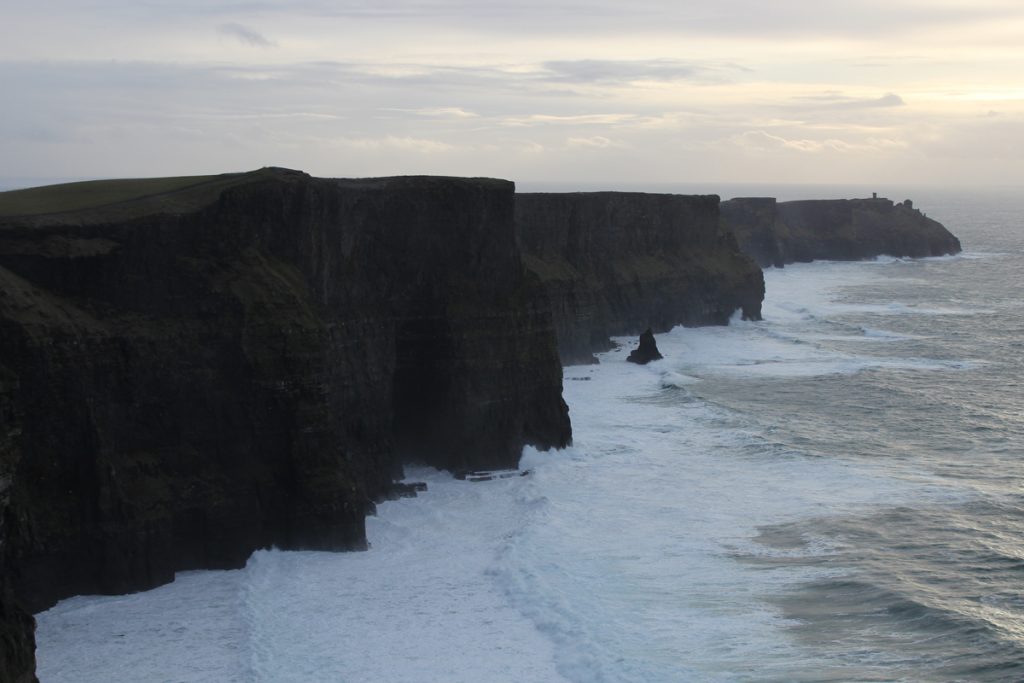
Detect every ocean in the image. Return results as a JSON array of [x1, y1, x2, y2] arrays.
[[35, 186, 1023, 682]]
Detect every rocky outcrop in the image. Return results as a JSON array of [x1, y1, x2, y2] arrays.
[[626, 329, 663, 365], [722, 196, 962, 267], [0, 168, 570, 677], [516, 192, 764, 364]]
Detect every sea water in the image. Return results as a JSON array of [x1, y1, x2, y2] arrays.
[[36, 187, 1024, 682]]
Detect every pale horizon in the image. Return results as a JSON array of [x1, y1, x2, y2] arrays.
[[3, 1, 1022, 188]]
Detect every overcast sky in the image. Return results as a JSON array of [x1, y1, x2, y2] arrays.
[[2, 0, 1022, 187]]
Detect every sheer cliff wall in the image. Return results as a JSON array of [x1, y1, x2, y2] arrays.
[[516, 192, 765, 364], [0, 169, 571, 680]]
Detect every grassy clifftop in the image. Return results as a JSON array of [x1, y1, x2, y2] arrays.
[[0, 168, 306, 225]]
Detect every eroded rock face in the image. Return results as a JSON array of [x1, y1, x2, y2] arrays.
[[722, 196, 962, 267], [0, 577, 36, 683], [0, 169, 570, 676], [1, 379, 38, 683], [515, 192, 765, 364]]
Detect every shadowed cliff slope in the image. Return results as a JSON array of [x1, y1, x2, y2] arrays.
[[0, 168, 571, 680], [516, 192, 765, 364], [721, 196, 962, 267]]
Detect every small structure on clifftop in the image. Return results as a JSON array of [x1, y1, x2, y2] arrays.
[[627, 328, 663, 365]]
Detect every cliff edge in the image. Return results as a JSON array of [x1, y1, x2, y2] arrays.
[[722, 196, 962, 267], [516, 192, 764, 364], [0, 168, 571, 679]]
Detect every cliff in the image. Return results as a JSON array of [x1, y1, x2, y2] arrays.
[[0, 168, 571, 680], [516, 192, 764, 364], [721, 196, 962, 267]]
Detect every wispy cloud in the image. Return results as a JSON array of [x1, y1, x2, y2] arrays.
[[541, 59, 712, 85], [731, 130, 908, 153], [566, 135, 620, 148], [334, 136, 455, 153], [501, 113, 638, 127], [793, 92, 906, 109], [217, 23, 275, 48], [398, 107, 480, 119], [159, 1, 1024, 39]]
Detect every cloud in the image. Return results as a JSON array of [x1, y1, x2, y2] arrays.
[[404, 107, 480, 119], [793, 92, 906, 109], [2, 9, 1020, 189], [163, 1, 1024, 40], [567, 135, 618, 148], [916, 116, 1024, 160], [299, 58, 740, 96], [217, 23, 274, 48], [869, 93, 906, 107], [334, 136, 455, 153], [731, 130, 907, 153], [542, 60, 705, 85], [732, 130, 820, 152], [501, 113, 638, 127]]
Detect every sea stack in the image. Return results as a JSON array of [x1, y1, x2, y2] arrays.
[[626, 328, 664, 365]]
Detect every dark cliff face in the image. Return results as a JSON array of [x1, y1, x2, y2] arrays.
[[0, 169, 570, 678], [516, 192, 765, 364], [1, 366, 37, 683], [719, 197, 787, 268], [722, 196, 962, 267]]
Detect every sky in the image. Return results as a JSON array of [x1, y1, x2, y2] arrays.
[[2, 0, 1023, 187]]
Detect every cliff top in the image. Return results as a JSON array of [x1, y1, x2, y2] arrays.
[[0, 167, 308, 226], [0, 168, 512, 228]]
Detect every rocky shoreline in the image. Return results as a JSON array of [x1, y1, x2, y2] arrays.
[[0, 170, 958, 681]]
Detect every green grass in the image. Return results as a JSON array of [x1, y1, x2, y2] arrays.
[[0, 168, 289, 222]]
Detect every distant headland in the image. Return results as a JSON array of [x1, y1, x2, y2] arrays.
[[722, 193, 961, 268]]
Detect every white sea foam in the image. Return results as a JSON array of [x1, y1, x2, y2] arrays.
[[38, 469, 570, 683], [640, 262, 980, 381], [942, 250, 1008, 261], [660, 370, 702, 388], [651, 322, 967, 381], [494, 354, 940, 681], [36, 571, 251, 682]]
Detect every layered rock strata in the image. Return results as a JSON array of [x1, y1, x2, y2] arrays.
[[0, 168, 571, 679], [516, 192, 765, 364], [721, 196, 962, 268]]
